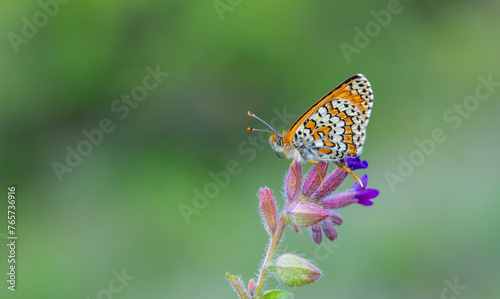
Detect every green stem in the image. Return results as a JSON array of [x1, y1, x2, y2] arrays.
[[253, 213, 288, 297]]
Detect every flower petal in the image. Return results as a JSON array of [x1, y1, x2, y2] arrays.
[[352, 174, 369, 192], [356, 189, 379, 206], [345, 157, 368, 171], [350, 175, 379, 206]]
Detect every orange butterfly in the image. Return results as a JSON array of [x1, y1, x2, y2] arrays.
[[248, 74, 373, 187]]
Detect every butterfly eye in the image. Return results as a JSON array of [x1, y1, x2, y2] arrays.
[[276, 136, 283, 146]]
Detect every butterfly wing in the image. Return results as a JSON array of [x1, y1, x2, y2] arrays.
[[284, 74, 373, 161]]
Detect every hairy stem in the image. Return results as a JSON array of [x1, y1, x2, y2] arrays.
[[253, 213, 288, 297]]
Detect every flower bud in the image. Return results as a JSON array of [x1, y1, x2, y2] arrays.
[[287, 201, 329, 227], [285, 162, 302, 203], [311, 224, 322, 244], [322, 191, 357, 209], [259, 187, 278, 234], [312, 168, 348, 200], [321, 219, 338, 241], [273, 253, 322, 286], [329, 211, 343, 225], [302, 162, 329, 197], [247, 278, 255, 296]]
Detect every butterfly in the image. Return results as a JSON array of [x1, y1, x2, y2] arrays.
[[248, 74, 373, 188]]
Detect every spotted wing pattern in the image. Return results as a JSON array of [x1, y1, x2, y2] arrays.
[[285, 74, 373, 162]]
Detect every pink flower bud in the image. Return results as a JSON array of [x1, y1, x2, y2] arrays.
[[321, 220, 338, 241], [247, 278, 255, 296], [285, 162, 302, 204], [273, 253, 322, 286], [312, 168, 348, 200], [287, 202, 329, 227], [329, 211, 343, 225], [302, 162, 329, 197], [311, 224, 322, 244], [259, 187, 278, 234], [321, 191, 357, 209]]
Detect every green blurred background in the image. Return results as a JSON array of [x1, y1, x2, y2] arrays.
[[1, 1, 500, 298]]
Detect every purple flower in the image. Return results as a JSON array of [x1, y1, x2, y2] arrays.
[[345, 156, 369, 171], [284, 159, 379, 244], [351, 175, 379, 206]]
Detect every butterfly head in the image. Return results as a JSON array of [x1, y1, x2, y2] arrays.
[[269, 132, 284, 152]]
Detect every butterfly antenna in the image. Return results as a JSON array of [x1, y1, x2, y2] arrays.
[[247, 111, 278, 135]]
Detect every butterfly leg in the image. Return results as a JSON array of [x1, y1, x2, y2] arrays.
[[336, 161, 364, 188], [290, 160, 298, 187], [307, 160, 324, 190]]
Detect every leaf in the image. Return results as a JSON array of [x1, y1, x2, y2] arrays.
[[259, 289, 294, 299]]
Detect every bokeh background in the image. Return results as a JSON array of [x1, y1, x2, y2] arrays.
[[1, 1, 500, 298]]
